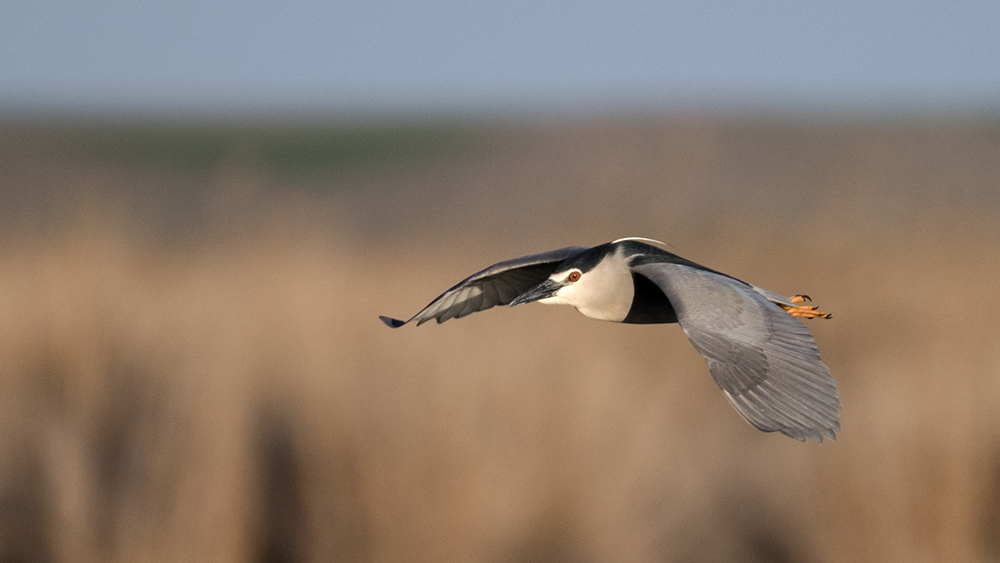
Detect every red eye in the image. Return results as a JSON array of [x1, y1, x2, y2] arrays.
[[567, 271, 581, 282]]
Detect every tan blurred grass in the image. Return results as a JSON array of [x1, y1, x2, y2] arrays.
[[1, 117, 999, 563]]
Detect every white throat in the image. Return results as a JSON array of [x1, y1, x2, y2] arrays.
[[540, 248, 634, 322]]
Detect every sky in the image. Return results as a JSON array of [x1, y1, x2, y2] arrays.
[[2, 0, 999, 117]]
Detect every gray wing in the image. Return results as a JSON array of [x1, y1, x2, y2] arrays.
[[380, 246, 589, 328], [633, 262, 841, 443]]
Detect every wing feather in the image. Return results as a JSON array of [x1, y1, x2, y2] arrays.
[[456, 287, 484, 319], [380, 246, 589, 328], [633, 262, 841, 443], [480, 281, 501, 308]]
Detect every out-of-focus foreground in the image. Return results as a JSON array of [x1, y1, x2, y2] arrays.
[[1, 117, 999, 563]]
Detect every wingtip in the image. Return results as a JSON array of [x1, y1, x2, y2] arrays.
[[804, 427, 839, 444], [379, 315, 406, 328], [777, 425, 839, 444]]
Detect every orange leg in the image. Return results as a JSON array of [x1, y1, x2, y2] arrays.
[[779, 295, 832, 319]]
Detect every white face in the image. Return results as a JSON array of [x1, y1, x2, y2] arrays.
[[539, 249, 634, 322], [536, 268, 583, 306]]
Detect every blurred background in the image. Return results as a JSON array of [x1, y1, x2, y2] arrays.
[[2, 2, 1000, 562]]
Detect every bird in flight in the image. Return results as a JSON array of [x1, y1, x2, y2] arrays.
[[380, 238, 839, 443]]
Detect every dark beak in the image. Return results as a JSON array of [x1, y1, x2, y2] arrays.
[[508, 279, 563, 307]]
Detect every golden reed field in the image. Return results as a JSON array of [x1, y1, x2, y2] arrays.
[[1, 116, 999, 562]]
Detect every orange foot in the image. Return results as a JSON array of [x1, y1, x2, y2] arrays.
[[779, 295, 832, 319]]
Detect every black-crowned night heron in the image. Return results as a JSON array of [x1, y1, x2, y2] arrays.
[[380, 238, 839, 443]]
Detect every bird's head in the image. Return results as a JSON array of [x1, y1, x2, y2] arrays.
[[509, 242, 637, 322]]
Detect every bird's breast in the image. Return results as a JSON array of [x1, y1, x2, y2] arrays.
[[570, 275, 635, 322]]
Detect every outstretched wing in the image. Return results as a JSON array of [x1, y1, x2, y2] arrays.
[[633, 262, 841, 443], [380, 246, 589, 328]]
